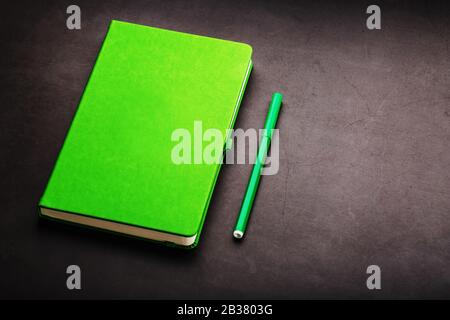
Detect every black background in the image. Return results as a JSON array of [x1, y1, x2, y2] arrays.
[[1, 0, 450, 299]]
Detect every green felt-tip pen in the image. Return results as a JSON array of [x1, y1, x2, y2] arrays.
[[233, 92, 283, 239]]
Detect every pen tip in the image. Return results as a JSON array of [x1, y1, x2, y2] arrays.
[[233, 230, 244, 239]]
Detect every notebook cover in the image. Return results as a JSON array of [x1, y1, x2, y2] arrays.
[[39, 20, 252, 247]]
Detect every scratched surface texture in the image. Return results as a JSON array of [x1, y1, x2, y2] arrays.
[[1, 0, 449, 298]]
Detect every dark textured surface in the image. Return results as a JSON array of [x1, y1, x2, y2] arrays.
[[1, 0, 450, 299]]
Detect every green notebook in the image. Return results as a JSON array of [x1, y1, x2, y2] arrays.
[[39, 20, 252, 248]]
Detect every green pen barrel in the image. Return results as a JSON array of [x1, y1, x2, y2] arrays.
[[233, 92, 283, 239]]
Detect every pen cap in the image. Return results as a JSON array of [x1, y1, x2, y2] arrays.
[[263, 92, 283, 139]]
